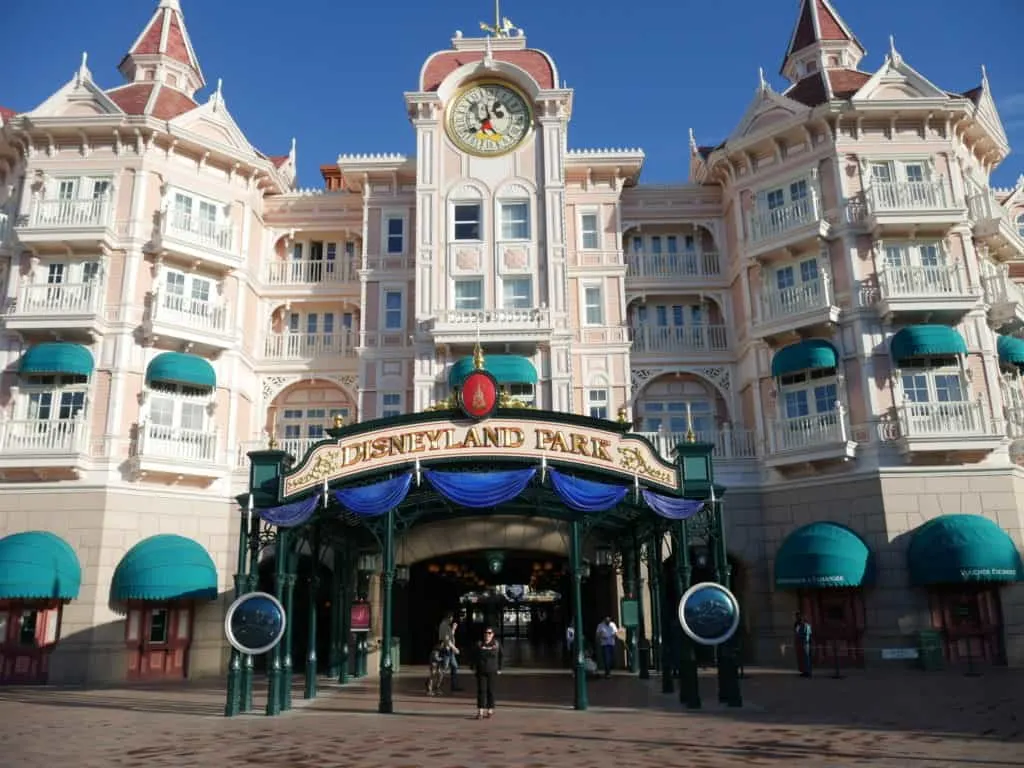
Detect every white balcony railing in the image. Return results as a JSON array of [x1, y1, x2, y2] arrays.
[[768, 411, 848, 453], [0, 418, 88, 454], [264, 257, 359, 285], [11, 281, 104, 316], [151, 292, 229, 334], [28, 196, 112, 229], [982, 264, 1024, 307], [165, 210, 233, 252], [896, 399, 996, 439], [626, 251, 721, 280], [631, 325, 729, 354], [433, 307, 551, 329], [637, 429, 757, 460], [759, 273, 833, 324], [136, 422, 219, 464], [236, 437, 317, 467], [867, 181, 948, 213], [877, 264, 969, 299], [263, 331, 358, 360], [748, 194, 821, 244]]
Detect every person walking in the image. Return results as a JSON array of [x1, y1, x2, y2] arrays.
[[564, 621, 575, 667], [438, 612, 461, 691], [794, 612, 813, 678], [595, 616, 619, 678], [474, 626, 502, 719]]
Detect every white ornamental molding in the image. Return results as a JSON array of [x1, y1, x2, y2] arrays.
[[630, 365, 732, 404]]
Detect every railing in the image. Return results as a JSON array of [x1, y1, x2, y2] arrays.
[[759, 273, 832, 323], [631, 325, 729, 354], [981, 264, 1024, 307], [433, 307, 551, 328], [626, 251, 721, 280], [11, 281, 104, 315], [866, 181, 948, 213], [768, 412, 847, 453], [28, 196, 112, 229], [264, 257, 359, 285], [263, 331, 358, 360], [637, 429, 757, 460], [151, 292, 229, 334], [896, 399, 996, 439], [574, 325, 631, 345], [748, 194, 821, 243], [236, 437, 317, 467], [0, 418, 88, 454], [877, 264, 969, 299], [165, 210, 233, 252], [135, 422, 219, 464], [969, 191, 1024, 243]]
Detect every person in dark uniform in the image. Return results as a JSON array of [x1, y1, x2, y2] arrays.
[[474, 627, 502, 719], [794, 612, 813, 677]]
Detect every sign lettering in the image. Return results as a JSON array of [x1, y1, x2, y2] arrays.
[[281, 417, 678, 498]]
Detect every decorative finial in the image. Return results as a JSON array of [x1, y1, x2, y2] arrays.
[[617, 405, 628, 425], [473, 341, 485, 370], [888, 35, 901, 64], [333, 413, 345, 429], [76, 52, 90, 85], [684, 402, 696, 443], [268, 431, 278, 450], [758, 67, 768, 91], [981, 64, 989, 87], [480, 0, 516, 37]]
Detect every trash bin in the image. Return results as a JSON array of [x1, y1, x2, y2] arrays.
[[917, 629, 943, 671], [391, 637, 401, 675]]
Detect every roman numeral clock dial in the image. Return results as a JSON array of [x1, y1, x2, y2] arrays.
[[446, 81, 533, 157]]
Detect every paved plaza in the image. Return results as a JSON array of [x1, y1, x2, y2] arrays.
[[0, 666, 1021, 767]]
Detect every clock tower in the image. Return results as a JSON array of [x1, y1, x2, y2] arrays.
[[405, 20, 575, 412]]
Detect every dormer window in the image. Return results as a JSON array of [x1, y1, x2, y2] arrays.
[[805, 60, 818, 74]]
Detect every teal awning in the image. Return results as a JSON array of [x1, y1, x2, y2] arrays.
[[0, 531, 82, 601], [890, 325, 967, 363], [908, 514, 1023, 586], [448, 354, 538, 388], [774, 522, 874, 589], [19, 343, 94, 377], [110, 534, 218, 602], [146, 352, 216, 390], [771, 339, 839, 378], [997, 335, 1024, 369]]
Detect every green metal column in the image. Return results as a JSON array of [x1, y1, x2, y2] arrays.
[[652, 533, 673, 694], [304, 526, 320, 700], [378, 508, 396, 714], [340, 544, 352, 683], [648, 536, 662, 672], [224, 505, 250, 717], [266, 527, 289, 716], [281, 538, 297, 712], [328, 546, 342, 680], [675, 520, 700, 709], [633, 530, 649, 680], [623, 542, 638, 674], [241, 518, 260, 713], [570, 518, 588, 710], [712, 498, 742, 707]]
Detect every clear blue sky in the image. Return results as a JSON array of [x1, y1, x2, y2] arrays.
[[4, 0, 1023, 188]]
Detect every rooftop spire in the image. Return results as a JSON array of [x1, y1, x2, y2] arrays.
[[118, 0, 205, 97], [781, 0, 864, 84]]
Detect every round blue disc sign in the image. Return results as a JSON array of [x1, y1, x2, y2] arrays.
[[224, 591, 287, 655], [678, 581, 741, 646]]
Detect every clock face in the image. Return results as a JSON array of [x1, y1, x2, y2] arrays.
[[447, 82, 532, 157]]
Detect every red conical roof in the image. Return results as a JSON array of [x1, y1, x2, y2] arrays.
[[783, 0, 863, 68], [120, 0, 204, 88]]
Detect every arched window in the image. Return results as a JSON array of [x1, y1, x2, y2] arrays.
[[1016, 213, 1024, 239], [637, 378, 714, 437]]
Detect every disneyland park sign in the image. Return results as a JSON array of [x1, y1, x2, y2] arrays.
[[280, 415, 681, 498]]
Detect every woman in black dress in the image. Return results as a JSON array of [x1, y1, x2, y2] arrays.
[[474, 627, 502, 719]]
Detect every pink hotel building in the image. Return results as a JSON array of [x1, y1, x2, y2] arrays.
[[0, 0, 1022, 684]]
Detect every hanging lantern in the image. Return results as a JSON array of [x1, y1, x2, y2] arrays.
[[428, 563, 440, 574]]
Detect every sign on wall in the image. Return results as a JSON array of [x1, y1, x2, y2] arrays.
[[281, 416, 679, 498], [350, 602, 371, 633]]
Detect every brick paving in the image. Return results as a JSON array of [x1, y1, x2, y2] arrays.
[[0, 666, 1022, 767]]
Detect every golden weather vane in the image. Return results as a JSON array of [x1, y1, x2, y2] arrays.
[[480, 0, 516, 37]]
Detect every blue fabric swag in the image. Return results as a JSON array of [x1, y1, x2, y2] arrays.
[[549, 468, 628, 513], [424, 468, 536, 508], [258, 494, 320, 527], [333, 474, 413, 517], [642, 490, 705, 520]]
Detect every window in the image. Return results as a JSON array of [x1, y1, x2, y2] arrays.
[[453, 203, 482, 241], [762, 179, 808, 212], [454, 279, 484, 311], [385, 216, 405, 254], [52, 176, 111, 200], [871, 160, 927, 185], [580, 212, 599, 250], [899, 357, 966, 405], [500, 202, 529, 240], [502, 277, 533, 309], [384, 290, 403, 331], [774, 258, 820, 302], [170, 190, 226, 245], [583, 285, 604, 325], [280, 407, 349, 439], [148, 382, 209, 435], [640, 400, 713, 435], [149, 609, 169, 644], [381, 393, 402, 418], [18, 611, 38, 646], [1016, 214, 1024, 239], [588, 389, 608, 420], [163, 269, 214, 317], [504, 383, 534, 404], [778, 368, 839, 422], [21, 374, 88, 424], [882, 242, 943, 268]]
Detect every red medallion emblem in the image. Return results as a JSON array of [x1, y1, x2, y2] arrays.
[[459, 370, 499, 420]]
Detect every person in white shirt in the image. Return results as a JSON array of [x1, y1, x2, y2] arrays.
[[595, 616, 619, 678], [565, 621, 575, 667]]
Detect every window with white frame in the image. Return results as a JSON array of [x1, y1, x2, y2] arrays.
[[881, 241, 948, 292], [1016, 213, 1024, 239], [454, 279, 484, 311], [19, 374, 88, 424], [502, 277, 533, 309], [453, 203, 482, 241], [898, 356, 967, 408], [777, 368, 839, 423], [170, 190, 228, 245], [381, 393, 402, 418], [499, 202, 529, 240], [385, 216, 405, 254], [773, 258, 820, 303], [639, 400, 713, 435], [503, 383, 534, 404], [579, 212, 599, 250], [383, 290, 404, 331], [290, 240, 353, 280], [882, 241, 943, 268], [760, 178, 809, 214], [870, 160, 928, 186], [633, 304, 706, 328], [163, 269, 214, 317], [279, 407, 350, 440], [35, 260, 101, 310], [52, 176, 112, 201], [587, 388, 608, 419], [583, 284, 604, 325], [147, 382, 209, 436]]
